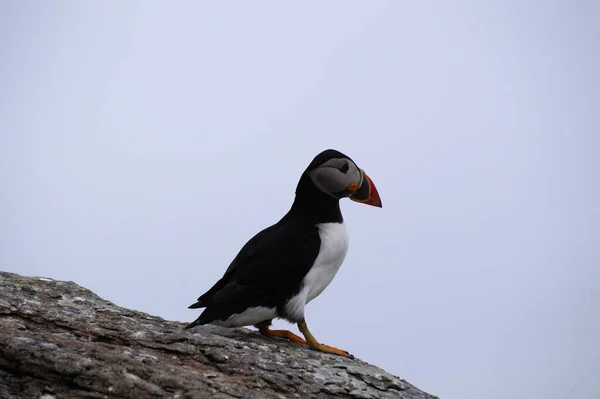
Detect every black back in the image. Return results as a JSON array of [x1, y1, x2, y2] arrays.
[[186, 220, 321, 326]]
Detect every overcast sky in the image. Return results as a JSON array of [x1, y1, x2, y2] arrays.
[[1, 2, 598, 399]]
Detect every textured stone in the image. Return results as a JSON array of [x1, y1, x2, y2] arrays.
[[0, 271, 437, 399]]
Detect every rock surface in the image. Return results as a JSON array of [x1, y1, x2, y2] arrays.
[[0, 271, 436, 399]]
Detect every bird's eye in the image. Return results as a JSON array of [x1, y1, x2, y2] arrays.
[[339, 162, 349, 174]]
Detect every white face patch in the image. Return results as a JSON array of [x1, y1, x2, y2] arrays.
[[308, 158, 361, 197], [211, 306, 277, 328], [283, 222, 350, 322]]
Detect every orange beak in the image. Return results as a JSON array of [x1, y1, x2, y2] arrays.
[[349, 170, 382, 208]]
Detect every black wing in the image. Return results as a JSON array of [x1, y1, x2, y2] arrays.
[[185, 221, 321, 327]]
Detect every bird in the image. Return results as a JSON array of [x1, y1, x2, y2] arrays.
[[185, 149, 382, 358]]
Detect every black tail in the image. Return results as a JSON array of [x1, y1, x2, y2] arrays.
[[187, 300, 205, 309], [183, 317, 204, 330], [185, 300, 208, 329], [185, 305, 229, 330]]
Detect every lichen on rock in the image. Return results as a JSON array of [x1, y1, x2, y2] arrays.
[[0, 271, 436, 398]]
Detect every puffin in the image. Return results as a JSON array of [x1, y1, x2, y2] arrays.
[[185, 149, 382, 358]]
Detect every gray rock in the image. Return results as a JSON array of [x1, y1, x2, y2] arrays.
[[0, 271, 438, 399]]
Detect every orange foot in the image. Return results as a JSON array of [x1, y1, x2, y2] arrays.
[[297, 319, 354, 359], [261, 329, 307, 345], [311, 343, 354, 359]]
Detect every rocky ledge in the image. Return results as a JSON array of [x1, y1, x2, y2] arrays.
[[0, 271, 436, 398]]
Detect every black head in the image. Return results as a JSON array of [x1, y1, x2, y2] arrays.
[[301, 149, 382, 207]]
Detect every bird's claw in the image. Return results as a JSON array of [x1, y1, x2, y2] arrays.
[[315, 343, 354, 359]]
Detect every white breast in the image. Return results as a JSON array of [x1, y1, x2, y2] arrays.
[[283, 222, 349, 321]]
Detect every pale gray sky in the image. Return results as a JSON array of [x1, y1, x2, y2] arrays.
[[1, 2, 598, 398]]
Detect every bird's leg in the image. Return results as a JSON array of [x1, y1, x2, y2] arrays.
[[297, 319, 354, 359], [255, 320, 307, 345]]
